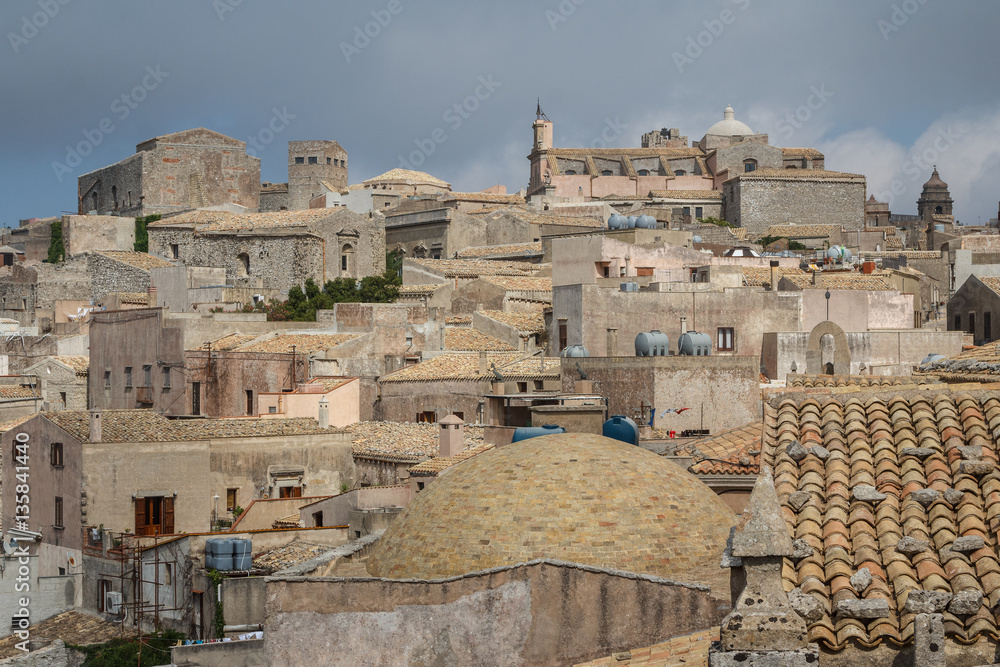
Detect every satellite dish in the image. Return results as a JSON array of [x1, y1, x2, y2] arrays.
[[67, 553, 78, 567], [3, 535, 17, 556]]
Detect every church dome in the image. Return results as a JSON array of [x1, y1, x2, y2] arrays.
[[366, 433, 736, 592], [705, 105, 754, 137], [922, 168, 949, 190]]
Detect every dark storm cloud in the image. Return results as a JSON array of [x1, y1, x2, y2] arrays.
[[1, 0, 998, 224]]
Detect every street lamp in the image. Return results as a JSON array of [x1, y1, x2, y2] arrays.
[[825, 290, 831, 321]]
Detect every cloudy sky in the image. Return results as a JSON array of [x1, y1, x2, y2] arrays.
[[1, 0, 998, 225]]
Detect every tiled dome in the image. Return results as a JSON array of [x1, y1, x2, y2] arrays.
[[366, 433, 736, 592]]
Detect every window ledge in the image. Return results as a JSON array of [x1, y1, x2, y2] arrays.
[[53, 525, 65, 530]]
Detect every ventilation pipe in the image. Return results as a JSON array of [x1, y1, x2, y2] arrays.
[[680, 317, 688, 336], [318, 398, 330, 429], [769, 260, 779, 292]]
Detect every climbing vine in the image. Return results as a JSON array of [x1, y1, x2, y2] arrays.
[[207, 569, 225, 639]]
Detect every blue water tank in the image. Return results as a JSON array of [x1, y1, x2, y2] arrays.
[[934, 224, 945, 232], [626, 216, 637, 229], [603, 415, 639, 446], [214, 538, 235, 572], [634, 330, 669, 356], [636, 215, 657, 229], [233, 538, 253, 570], [512, 424, 566, 442], [692, 235, 703, 244], [620, 282, 639, 292], [608, 214, 626, 229], [562, 344, 590, 357], [921, 353, 946, 365], [678, 331, 712, 356]]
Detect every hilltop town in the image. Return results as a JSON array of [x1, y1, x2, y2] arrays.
[[2, 103, 1000, 666]]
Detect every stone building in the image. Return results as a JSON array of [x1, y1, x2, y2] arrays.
[[147, 207, 385, 292], [361, 168, 451, 196], [77, 128, 261, 217], [24, 355, 89, 410], [287, 140, 348, 211], [918, 167, 954, 221], [88, 307, 186, 415], [947, 274, 1000, 344], [0, 263, 39, 326], [261, 433, 734, 666], [721, 168, 867, 234]]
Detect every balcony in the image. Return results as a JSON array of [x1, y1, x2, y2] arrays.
[[135, 386, 154, 405]]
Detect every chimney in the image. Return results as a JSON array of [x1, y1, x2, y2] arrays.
[[147, 285, 157, 307], [812, 271, 819, 286], [89, 408, 102, 443], [438, 414, 464, 458], [318, 397, 329, 429], [680, 317, 688, 336], [479, 351, 488, 375], [769, 260, 779, 292]]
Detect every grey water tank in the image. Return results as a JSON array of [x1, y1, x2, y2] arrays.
[[692, 235, 703, 244], [603, 415, 639, 445], [562, 344, 590, 357], [608, 214, 626, 229], [232, 538, 253, 570], [635, 330, 669, 356], [620, 282, 639, 292], [636, 215, 657, 229], [678, 331, 712, 356]]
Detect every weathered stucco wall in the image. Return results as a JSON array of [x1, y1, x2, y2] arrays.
[[264, 560, 726, 666]]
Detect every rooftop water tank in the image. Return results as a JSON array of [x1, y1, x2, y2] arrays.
[[636, 215, 657, 229], [678, 331, 712, 356], [626, 216, 637, 229], [921, 353, 947, 365], [603, 415, 639, 446], [210, 538, 235, 572], [692, 235, 703, 244], [608, 214, 626, 229], [512, 424, 566, 442], [620, 282, 639, 292], [635, 330, 669, 356], [562, 344, 590, 357], [232, 538, 253, 571]]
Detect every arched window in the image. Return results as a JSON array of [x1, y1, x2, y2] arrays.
[[637, 169, 649, 176], [935, 205, 943, 214], [601, 170, 613, 176], [564, 170, 577, 175], [340, 244, 355, 277], [674, 170, 686, 176], [237, 253, 250, 277], [744, 159, 757, 173], [112, 186, 118, 210], [91, 191, 98, 212]]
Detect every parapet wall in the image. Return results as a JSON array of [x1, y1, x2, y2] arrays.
[[264, 559, 727, 666]]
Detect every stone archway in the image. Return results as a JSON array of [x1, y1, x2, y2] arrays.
[[806, 320, 851, 375]]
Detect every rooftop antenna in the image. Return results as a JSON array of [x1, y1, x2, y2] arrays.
[[536, 98, 550, 122]]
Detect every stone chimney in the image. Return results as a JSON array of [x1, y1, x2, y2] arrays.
[[147, 285, 157, 307], [89, 408, 102, 443], [680, 317, 688, 336], [709, 466, 818, 665], [318, 397, 329, 429], [769, 260, 779, 292], [812, 271, 820, 287], [438, 414, 464, 458], [479, 351, 488, 375]]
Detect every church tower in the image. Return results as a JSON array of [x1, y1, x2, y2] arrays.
[[917, 167, 953, 220]]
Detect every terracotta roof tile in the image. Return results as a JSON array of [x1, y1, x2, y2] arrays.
[[782, 273, 897, 291], [0, 610, 125, 660], [444, 328, 515, 352], [684, 422, 762, 475], [151, 208, 337, 232], [574, 627, 719, 666], [507, 211, 605, 229], [781, 147, 825, 158], [478, 276, 552, 292], [363, 168, 450, 188], [380, 352, 559, 383], [742, 266, 805, 288], [234, 333, 359, 354], [408, 258, 540, 278], [444, 192, 525, 204], [197, 332, 260, 351], [764, 224, 842, 238], [0, 384, 39, 399], [397, 284, 447, 294], [408, 441, 495, 476], [786, 374, 935, 389], [478, 309, 545, 333], [95, 251, 173, 270], [647, 189, 723, 200], [348, 421, 486, 461], [456, 242, 542, 258], [761, 385, 1000, 650]]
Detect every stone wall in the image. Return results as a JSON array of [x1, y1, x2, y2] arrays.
[[0, 640, 84, 665], [62, 215, 135, 256], [185, 350, 308, 418], [377, 378, 488, 423], [0, 264, 38, 327], [264, 560, 726, 666], [35, 260, 92, 316], [172, 639, 266, 667], [288, 140, 348, 211], [87, 254, 152, 301], [723, 176, 866, 234]]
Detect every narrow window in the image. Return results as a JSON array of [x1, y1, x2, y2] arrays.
[[326, 157, 332, 164], [54, 497, 63, 528], [744, 159, 757, 173], [143, 364, 152, 388], [237, 253, 250, 277], [695, 207, 703, 218], [112, 185, 118, 210], [969, 312, 976, 337], [683, 207, 691, 216], [313, 511, 324, 527], [165, 563, 173, 585], [558, 322, 568, 352], [954, 314, 961, 331], [104, 370, 111, 390], [295, 157, 304, 164], [162, 367, 171, 390], [245, 389, 254, 415], [169, 244, 179, 259], [99, 580, 111, 611], [226, 488, 238, 512], [124, 367, 133, 388], [986, 312, 993, 341], [308, 156, 318, 164], [717, 327, 735, 352], [192, 382, 201, 415], [50, 442, 63, 467]]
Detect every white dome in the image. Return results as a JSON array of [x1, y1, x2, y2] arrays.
[[705, 105, 754, 137]]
